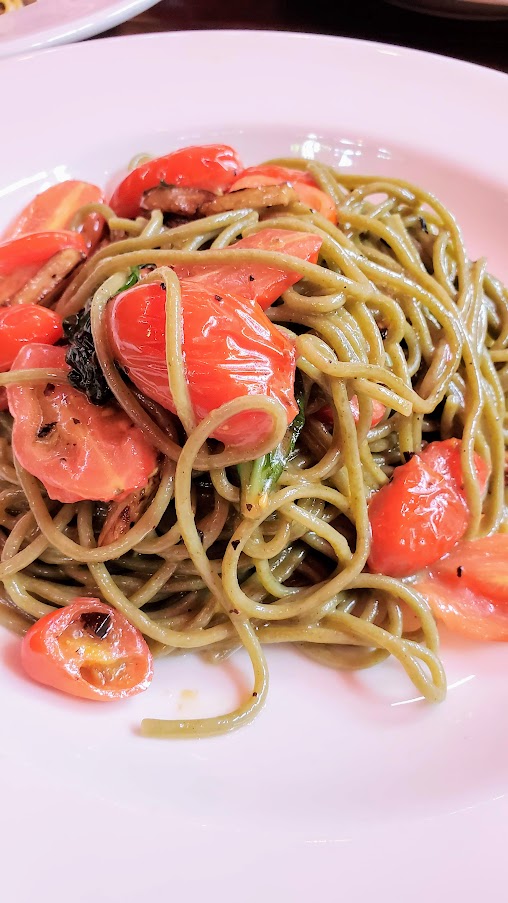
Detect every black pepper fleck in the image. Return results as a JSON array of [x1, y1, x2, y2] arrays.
[[231, 539, 240, 550], [248, 274, 255, 282], [36, 421, 57, 440], [246, 503, 253, 512], [81, 611, 112, 639], [457, 566, 463, 577], [215, 294, 223, 302]]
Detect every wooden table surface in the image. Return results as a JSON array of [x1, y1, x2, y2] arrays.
[[105, 0, 508, 73]]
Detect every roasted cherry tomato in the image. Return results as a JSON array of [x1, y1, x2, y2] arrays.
[[107, 281, 298, 448], [7, 344, 157, 504], [109, 144, 243, 219], [21, 598, 153, 701], [414, 534, 508, 641], [367, 439, 490, 578], [419, 437, 490, 504], [367, 455, 468, 578], [174, 228, 322, 310], [229, 164, 337, 225], [229, 165, 317, 192], [315, 397, 386, 430], [3, 180, 104, 251], [0, 305, 63, 372], [0, 231, 87, 277]]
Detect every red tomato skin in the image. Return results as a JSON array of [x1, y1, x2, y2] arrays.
[[0, 305, 63, 372], [229, 165, 337, 225], [413, 576, 508, 642], [0, 231, 87, 277], [173, 229, 322, 310], [110, 144, 243, 218], [3, 180, 104, 251], [107, 281, 298, 448], [414, 534, 508, 641], [229, 165, 318, 192], [21, 598, 153, 701], [368, 456, 468, 578], [7, 344, 157, 504], [420, 438, 490, 502], [292, 183, 338, 225], [316, 397, 386, 430]]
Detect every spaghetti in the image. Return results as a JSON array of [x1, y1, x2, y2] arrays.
[[1, 150, 507, 737]]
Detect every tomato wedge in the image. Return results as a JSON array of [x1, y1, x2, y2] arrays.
[[315, 397, 386, 430], [229, 165, 317, 192], [21, 598, 153, 701], [3, 180, 104, 251], [0, 305, 63, 371], [229, 164, 337, 225], [368, 455, 468, 578], [0, 231, 87, 278], [7, 344, 157, 504], [414, 534, 508, 641], [109, 144, 243, 219], [107, 281, 298, 448], [173, 228, 322, 310]]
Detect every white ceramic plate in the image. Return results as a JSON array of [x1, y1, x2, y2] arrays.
[[0, 0, 159, 59], [1, 31, 507, 902]]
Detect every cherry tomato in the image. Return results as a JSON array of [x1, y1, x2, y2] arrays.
[[229, 165, 317, 192], [0, 305, 63, 372], [368, 455, 468, 577], [315, 397, 386, 430], [420, 437, 490, 503], [3, 180, 104, 251], [21, 598, 153, 701], [0, 231, 87, 278], [174, 228, 322, 310], [290, 182, 337, 224], [229, 164, 337, 225], [414, 534, 508, 641], [107, 281, 298, 448], [109, 144, 243, 219], [7, 344, 157, 504]]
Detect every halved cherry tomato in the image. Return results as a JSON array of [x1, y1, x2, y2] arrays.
[[0, 305, 63, 371], [174, 228, 322, 310], [3, 180, 104, 251], [107, 281, 298, 448], [0, 231, 87, 278], [229, 165, 317, 192], [420, 437, 490, 504], [0, 265, 39, 306], [368, 455, 468, 578], [7, 344, 157, 504], [21, 598, 153, 701], [414, 534, 508, 641], [290, 183, 337, 225], [316, 397, 386, 430], [367, 439, 491, 578], [109, 144, 243, 219], [229, 164, 337, 225]]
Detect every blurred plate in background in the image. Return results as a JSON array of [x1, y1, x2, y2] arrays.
[[387, 0, 508, 18], [0, 0, 160, 58]]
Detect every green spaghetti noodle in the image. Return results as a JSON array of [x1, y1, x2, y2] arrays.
[[1, 155, 507, 737]]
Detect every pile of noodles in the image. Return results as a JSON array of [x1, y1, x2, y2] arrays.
[[0, 158, 507, 737]]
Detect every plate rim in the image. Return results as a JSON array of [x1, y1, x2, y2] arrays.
[[0, 28, 507, 902]]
